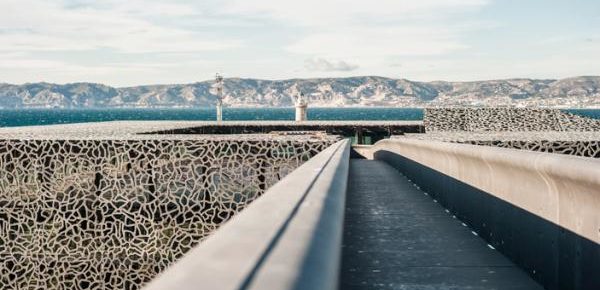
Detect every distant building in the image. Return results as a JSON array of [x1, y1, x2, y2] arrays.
[[294, 92, 308, 122], [214, 73, 224, 122]]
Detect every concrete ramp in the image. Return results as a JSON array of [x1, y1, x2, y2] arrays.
[[340, 160, 542, 289]]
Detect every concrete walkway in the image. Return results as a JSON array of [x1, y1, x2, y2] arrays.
[[340, 159, 542, 290]]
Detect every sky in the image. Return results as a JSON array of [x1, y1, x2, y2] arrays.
[[0, 0, 599, 87]]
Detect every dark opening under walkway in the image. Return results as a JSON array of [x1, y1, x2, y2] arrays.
[[340, 159, 542, 290]]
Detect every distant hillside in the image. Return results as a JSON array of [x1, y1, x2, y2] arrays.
[[0, 76, 599, 108]]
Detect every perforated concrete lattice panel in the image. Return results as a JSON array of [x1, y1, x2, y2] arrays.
[[418, 108, 600, 158], [0, 122, 338, 290], [424, 108, 600, 132]]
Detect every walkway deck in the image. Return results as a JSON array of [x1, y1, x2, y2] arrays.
[[340, 159, 543, 289]]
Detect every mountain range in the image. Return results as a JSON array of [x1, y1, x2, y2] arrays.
[[0, 76, 599, 108]]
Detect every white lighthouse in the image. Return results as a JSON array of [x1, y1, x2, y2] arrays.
[[294, 92, 308, 122], [214, 73, 224, 122]]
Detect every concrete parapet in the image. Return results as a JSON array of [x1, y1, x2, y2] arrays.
[[373, 138, 600, 289], [144, 139, 350, 290], [402, 131, 600, 158]]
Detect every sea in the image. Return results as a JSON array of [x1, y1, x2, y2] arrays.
[[0, 108, 598, 127]]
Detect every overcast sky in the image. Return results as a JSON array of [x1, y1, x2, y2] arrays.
[[1, 0, 599, 86]]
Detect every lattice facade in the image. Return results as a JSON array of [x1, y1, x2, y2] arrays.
[[417, 108, 600, 157], [0, 137, 335, 290], [424, 108, 600, 132], [461, 140, 600, 158]]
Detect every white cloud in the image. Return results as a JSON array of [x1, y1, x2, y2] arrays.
[[0, 0, 597, 85], [287, 27, 468, 58], [305, 58, 358, 72], [0, 0, 246, 85], [0, 53, 67, 69], [222, 0, 488, 26], [0, 0, 492, 85], [222, 0, 486, 62], [0, 0, 240, 54]]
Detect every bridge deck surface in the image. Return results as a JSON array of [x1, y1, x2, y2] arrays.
[[340, 159, 542, 290]]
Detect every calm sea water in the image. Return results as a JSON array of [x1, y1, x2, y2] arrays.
[[0, 108, 597, 127], [0, 108, 423, 127], [566, 109, 600, 120]]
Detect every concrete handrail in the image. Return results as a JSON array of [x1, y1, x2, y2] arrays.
[[144, 139, 350, 290], [372, 138, 600, 245]]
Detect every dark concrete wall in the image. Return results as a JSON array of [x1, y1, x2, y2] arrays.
[[375, 151, 600, 290], [147, 123, 424, 145]]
